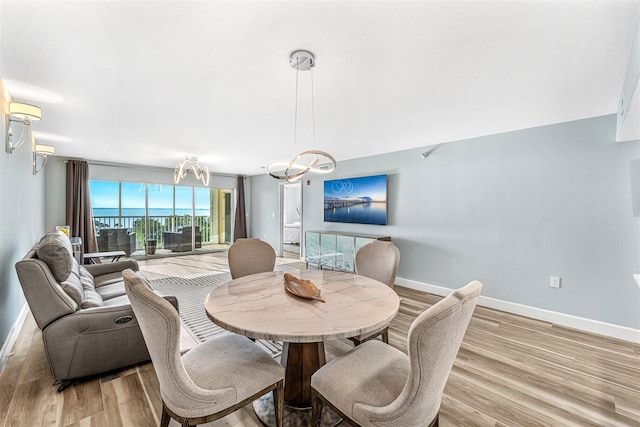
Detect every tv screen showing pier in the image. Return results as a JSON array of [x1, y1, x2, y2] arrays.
[[324, 174, 387, 225]]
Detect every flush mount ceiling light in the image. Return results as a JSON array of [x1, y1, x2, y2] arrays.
[[174, 156, 209, 186], [266, 50, 336, 183], [33, 144, 55, 175], [6, 102, 42, 154]]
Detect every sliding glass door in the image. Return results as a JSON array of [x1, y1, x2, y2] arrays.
[[162, 185, 194, 253], [145, 184, 173, 255], [90, 180, 233, 258], [120, 182, 145, 255]]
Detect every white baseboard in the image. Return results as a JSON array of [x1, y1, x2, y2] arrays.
[[396, 277, 640, 344], [0, 304, 29, 373]]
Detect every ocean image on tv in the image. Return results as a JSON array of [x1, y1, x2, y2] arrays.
[[324, 175, 387, 225]]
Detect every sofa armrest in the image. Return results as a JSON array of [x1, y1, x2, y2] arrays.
[[84, 259, 139, 277], [15, 257, 77, 329]]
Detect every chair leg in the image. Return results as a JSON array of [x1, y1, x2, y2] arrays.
[[160, 403, 171, 427], [311, 388, 323, 427], [382, 327, 389, 344], [428, 412, 439, 427], [273, 380, 284, 427], [348, 336, 362, 346]]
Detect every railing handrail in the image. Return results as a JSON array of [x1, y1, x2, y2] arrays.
[[93, 214, 213, 248]]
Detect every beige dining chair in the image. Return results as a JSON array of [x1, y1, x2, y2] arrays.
[[350, 240, 400, 345], [122, 269, 285, 427], [228, 238, 276, 279], [311, 280, 482, 427]]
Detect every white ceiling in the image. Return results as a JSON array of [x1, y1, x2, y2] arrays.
[[1, 1, 639, 176]]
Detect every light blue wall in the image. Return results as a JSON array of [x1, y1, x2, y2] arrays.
[[250, 114, 640, 329], [44, 157, 67, 231], [0, 80, 47, 350], [249, 173, 281, 245]]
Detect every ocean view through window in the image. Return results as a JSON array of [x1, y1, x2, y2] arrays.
[[92, 208, 211, 217], [90, 180, 233, 256]]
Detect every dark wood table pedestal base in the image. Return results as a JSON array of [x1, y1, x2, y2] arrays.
[[252, 341, 341, 426], [253, 392, 341, 427], [281, 342, 325, 408]]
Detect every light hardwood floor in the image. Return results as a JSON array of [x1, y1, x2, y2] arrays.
[[0, 252, 638, 426]]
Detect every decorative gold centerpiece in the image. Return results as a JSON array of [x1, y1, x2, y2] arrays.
[[283, 273, 325, 303]]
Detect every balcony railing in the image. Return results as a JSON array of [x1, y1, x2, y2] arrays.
[[94, 215, 212, 249]]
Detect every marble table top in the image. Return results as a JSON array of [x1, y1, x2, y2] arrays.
[[205, 269, 400, 343]]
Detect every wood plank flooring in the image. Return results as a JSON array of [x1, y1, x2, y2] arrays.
[[0, 252, 638, 426]]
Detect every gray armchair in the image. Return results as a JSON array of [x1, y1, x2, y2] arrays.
[[96, 227, 137, 255], [15, 231, 176, 391], [163, 226, 202, 252]]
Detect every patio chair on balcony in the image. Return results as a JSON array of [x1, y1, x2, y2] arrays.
[[96, 228, 137, 255], [163, 226, 202, 252]]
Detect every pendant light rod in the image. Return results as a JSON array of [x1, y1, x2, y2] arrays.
[[266, 50, 336, 182]]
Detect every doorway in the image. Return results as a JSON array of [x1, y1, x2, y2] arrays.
[[280, 182, 302, 259]]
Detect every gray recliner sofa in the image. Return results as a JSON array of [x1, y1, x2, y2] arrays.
[[15, 230, 177, 391]]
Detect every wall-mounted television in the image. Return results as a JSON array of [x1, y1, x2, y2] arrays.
[[324, 174, 387, 225]]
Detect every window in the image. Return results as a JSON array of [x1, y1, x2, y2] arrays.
[[90, 180, 232, 256]]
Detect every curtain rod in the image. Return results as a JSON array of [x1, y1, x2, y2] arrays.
[[62, 157, 243, 178]]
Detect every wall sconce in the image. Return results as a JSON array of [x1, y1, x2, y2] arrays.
[[33, 144, 55, 175], [5, 102, 42, 154]]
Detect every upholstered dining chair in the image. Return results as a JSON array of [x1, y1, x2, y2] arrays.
[[350, 240, 400, 345], [122, 269, 284, 427], [311, 280, 482, 427], [228, 238, 276, 279]]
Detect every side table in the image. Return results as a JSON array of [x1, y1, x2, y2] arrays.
[[69, 237, 83, 264]]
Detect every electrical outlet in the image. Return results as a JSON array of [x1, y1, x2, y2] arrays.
[[634, 274, 640, 288], [550, 276, 561, 289]]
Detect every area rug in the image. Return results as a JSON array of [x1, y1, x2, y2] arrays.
[[150, 272, 283, 358]]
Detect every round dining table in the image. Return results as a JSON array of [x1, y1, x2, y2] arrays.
[[204, 269, 400, 426]]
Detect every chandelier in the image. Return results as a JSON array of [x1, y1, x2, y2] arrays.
[[266, 50, 336, 182], [174, 156, 209, 186]]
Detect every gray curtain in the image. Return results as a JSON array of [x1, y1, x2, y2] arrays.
[[66, 160, 98, 253], [233, 176, 247, 241]]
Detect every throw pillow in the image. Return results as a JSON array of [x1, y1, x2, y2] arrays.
[[36, 231, 74, 282]]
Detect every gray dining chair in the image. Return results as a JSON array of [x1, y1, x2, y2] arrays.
[[122, 269, 284, 427], [228, 238, 276, 279], [350, 240, 400, 345], [311, 280, 482, 427]]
